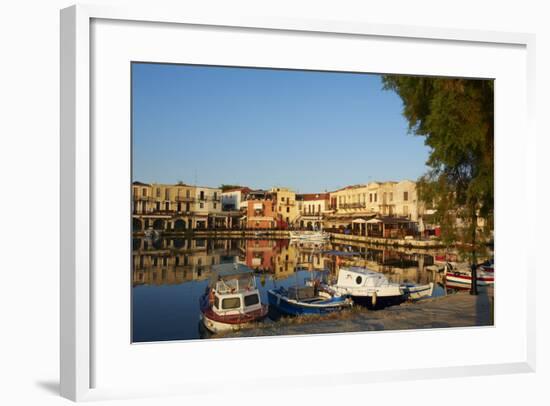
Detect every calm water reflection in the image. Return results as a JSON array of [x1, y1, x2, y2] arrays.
[[132, 238, 447, 342]]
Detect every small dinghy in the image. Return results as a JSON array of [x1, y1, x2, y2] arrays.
[[401, 282, 435, 300], [200, 263, 268, 334], [267, 285, 352, 316]]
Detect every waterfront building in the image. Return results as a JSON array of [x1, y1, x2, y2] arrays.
[[132, 182, 198, 231], [325, 180, 423, 230], [388, 180, 422, 221], [246, 195, 276, 229], [221, 186, 251, 229], [297, 193, 330, 230], [270, 187, 299, 228], [221, 187, 251, 211], [132, 182, 227, 231], [194, 186, 223, 228]]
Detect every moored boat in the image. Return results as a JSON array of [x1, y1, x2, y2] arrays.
[[200, 263, 268, 334], [267, 285, 352, 316], [444, 261, 495, 287], [401, 282, 435, 300], [327, 267, 407, 309], [445, 271, 494, 286]]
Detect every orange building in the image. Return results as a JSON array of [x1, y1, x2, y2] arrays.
[[246, 198, 276, 229]]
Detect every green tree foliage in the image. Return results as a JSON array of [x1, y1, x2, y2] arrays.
[[220, 184, 243, 192], [382, 76, 494, 262]]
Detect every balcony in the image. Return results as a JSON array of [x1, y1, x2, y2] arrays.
[[339, 202, 367, 209], [175, 196, 196, 202], [197, 196, 221, 202], [133, 196, 155, 202]]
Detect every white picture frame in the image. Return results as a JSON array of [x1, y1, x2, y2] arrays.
[[60, 4, 536, 402]]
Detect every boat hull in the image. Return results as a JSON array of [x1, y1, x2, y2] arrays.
[[199, 294, 268, 334], [267, 289, 350, 316], [350, 294, 407, 309], [446, 273, 494, 286], [402, 282, 434, 300], [200, 313, 263, 334]]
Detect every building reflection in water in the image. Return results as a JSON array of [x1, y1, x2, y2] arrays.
[[132, 237, 445, 287]]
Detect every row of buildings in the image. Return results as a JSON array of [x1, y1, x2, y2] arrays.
[[132, 180, 425, 235]]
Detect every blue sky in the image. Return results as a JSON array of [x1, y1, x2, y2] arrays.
[[132, 63, 430, 193]]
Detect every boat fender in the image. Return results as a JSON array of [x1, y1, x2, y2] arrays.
[[372, 291, 377, 307]]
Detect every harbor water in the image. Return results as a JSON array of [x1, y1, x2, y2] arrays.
[[131, 237, 460, 342]]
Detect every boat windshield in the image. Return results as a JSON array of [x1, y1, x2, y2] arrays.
[[216, 274, 256, 293]]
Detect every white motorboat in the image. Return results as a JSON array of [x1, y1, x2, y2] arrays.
[[327, 267, 407, 309]]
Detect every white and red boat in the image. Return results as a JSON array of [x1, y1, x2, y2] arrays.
[[445, 261, 495, 287], [200, 263, 268, 334]]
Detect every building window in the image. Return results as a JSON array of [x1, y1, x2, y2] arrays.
[[186, 190, 190, 198], [200, 202, 204, 209], [213, 203, 217, 209], [286, 207, 289, 213], [403, 205, 409, 215], [165, 188, 170, 200], [404, 191, 409, 201], [369, 194, 372, 203], [390, 192, 393, 202], [156, 188, 161, 198], [142, 188, 147, 196], [374, 193, 377, 202]]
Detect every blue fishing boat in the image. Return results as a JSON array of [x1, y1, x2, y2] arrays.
[[267, 285, 352, 316]]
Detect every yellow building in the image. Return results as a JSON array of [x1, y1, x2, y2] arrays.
[[326, 180, 423, 229], [132, 182, 225, 231], [270, 187, 300, 227]]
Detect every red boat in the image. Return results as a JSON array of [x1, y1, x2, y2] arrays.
[[200, 263, 268, 334]]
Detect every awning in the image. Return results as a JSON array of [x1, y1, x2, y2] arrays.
[[352, 219, 367, 224], [366, 218, 383, 224]]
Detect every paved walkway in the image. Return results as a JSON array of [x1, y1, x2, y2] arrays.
[[218, 287, 494, 338]]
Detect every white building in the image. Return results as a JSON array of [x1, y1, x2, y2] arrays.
[[220, 187, 251, 211]]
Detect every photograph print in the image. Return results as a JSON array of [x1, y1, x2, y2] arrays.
[[131, 63, 494, 342]]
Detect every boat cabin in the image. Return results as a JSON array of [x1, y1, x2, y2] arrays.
[[336, 267, 389, 289], [209, 264, 263, 316]]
